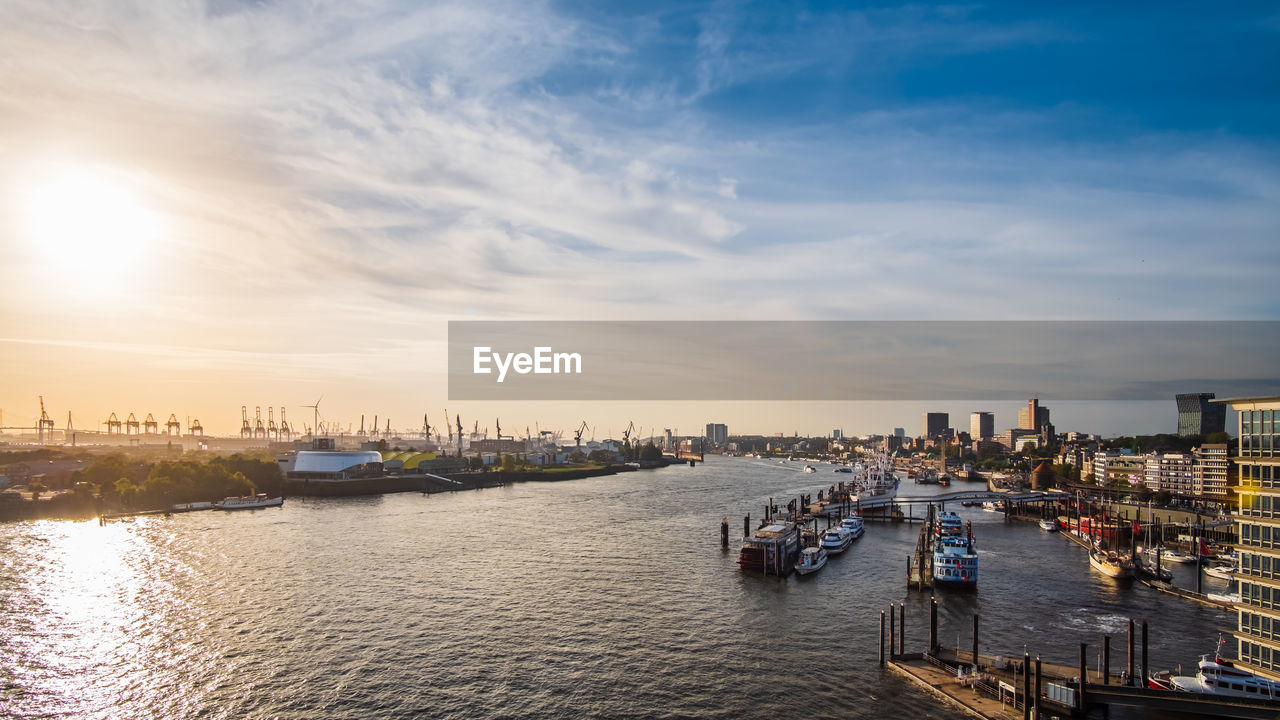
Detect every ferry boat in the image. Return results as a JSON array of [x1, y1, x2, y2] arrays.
[[1038, 518, 1058, 532], [820, 526, 855, 554], [795, 546, 828, 575], [213, 494, 284, 510], [840, 515, 865, 539], [1167, 641, 1280, 698], [1088, 549, 1134, 579], [934, 533, 977, 588], [738, 522, 802, 575]]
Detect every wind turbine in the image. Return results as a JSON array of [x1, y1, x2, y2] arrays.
[[302, 396, 323, 438]]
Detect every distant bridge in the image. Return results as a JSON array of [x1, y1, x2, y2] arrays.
[[815, 490, 1057, 515]]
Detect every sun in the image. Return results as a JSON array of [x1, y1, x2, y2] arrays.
[[22, 166, 161, 284]]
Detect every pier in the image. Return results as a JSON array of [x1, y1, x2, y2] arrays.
[[882, 604, 1280, 720]]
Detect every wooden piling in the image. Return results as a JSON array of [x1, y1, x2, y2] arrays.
[[929, 597, 938, 653], [898, 603, 905, 656], [721, 517, 729, 548], [1103, 634, 1111, 685], [1128, 619, 1135, 685], [1142, 620, 1149, 687], [1034, 656, 1042, 715], [744, 514, 750, 538], [889, 604, 896, 660], [1078, 643, 1088, 711], [879, 610, 886, 666], [972, 614, 979, 669], [1022, 652, 1031, 720]]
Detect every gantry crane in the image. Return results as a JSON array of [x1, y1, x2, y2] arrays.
[[165, 413, 181, 435], [143, 413, 159, 434], [37, 396, 55, 443], [240, 406, 252, 438], [125, 413, 140, 434]]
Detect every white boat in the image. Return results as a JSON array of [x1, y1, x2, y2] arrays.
[[839, 515, 865, 540], [1038, 518, 1058, 532], [820, 526, 855, 554], [935, 511, 964, 537], [1207, 592, 1241, 605], [982, 501, 1003, 513], [934, 534, 977, 587], [1089, 550, 1134, 579], [1169, 642, 1280, 698], [1147, 547, 1196, 564], [1205, 564, 1236, 580], [213, 494, 284, 510], [802, 465, 817, 473], [795, 546, 828, 575]]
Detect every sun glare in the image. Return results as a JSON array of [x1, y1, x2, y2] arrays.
[[23, 167, 161, 285]]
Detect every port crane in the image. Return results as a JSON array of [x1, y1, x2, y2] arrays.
[[279, 408, 291, 439], [166, 413, 181, 435], [189, 417, 203, 435], [104, 412, 122, 434], [456, 414, 463, 453], [574, 421, 589, 449], [240, 406, 252, 438], [267, 407, 278, 439], [37, 396, 55, 443], [125, 413, 140, 435]]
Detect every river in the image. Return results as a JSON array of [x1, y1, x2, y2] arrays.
[[0, 455, 1232, 718]]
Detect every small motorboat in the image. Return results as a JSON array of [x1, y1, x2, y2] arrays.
[[802, 465, 817, 473], [795, 546, 828, 575], [1038, 519, 1058, 532], [1204, 564, 1237, 580], [1148, 547, 1196, 564]]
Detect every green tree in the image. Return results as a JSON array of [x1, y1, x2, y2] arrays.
[[501, 454, 516, 472]]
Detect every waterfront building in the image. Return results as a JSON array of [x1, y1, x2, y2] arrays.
[[1177, 392, 1226, 436], [1143, 451, 1195, 494], [922, 412, 948, 439], [1091, 451, 1144, 486], [285, 450, 384, 480], [1195, 443, 1229, 498], [970, 411, 994, 441], [1220, 395, 1280, 679], [705, 423, 728, 447]]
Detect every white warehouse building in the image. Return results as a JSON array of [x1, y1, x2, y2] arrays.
[[285, 451, 384, 481]]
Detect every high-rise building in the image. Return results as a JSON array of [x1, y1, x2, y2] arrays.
[[922, 413, 948, 439], [970, 412, 994, 440], [705, 423, 728, 447], [1194, 443, 1229, 498], [1017, 398, 1051, 433], [1177, 393, 1226, 436], [832, 429, 843, 440], [1221, 395, 1280, 679], [893, 427, 905, 438]]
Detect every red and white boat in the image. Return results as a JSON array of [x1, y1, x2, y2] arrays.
[[1163, 639, 1280, 698]]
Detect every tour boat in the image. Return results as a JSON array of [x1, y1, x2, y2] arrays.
[[933, 533, 978, 588], [795, 546, 828, 575], [213, 494, 284, 510], [935, 511, 964, 537], [839, 515, 865, 540], [1168, 641, 1280, 698], [820, 526, 855, 554], [738, 522, 801, 575], [1038, 518, 1058, 532], [1089, 549, 1134, 579]]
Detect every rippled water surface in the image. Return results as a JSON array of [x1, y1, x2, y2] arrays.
[[1, 457, 1231, 718]]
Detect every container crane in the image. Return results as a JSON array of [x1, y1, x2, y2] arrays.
[[240, 406, 252, 438], [37, 396, 54, 443], [165, 413, 181, 435], [143, 413, 159, 434], [125, 413, 140, 435]]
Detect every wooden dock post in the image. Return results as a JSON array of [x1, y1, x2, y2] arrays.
[[1103, 634, 1111, 685], [972, 614, 979, 669], [898, 603, 905, 655], [879, 610, 886, 666], [929, 597, 938, 654], [744, 514, 750, 538], [1078, 642, 1088, 711], [1128, 619, 1135, 685], [1034, 656, 1042, 716], [721, 516, 729, 548], [889, 604, 896, 660], [1142, 620, 1149, 687], [1021, 651, 1031, 720]]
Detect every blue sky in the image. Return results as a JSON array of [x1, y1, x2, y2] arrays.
[[0, 1, 1276, 435]]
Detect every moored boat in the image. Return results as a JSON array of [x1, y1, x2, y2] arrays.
[[795, 546, 828, 575], [1147, 547, 1196, 564], [213, 494, 284, 510], [934, 533, 978, 588], [820, 526, 855, 554], [1089, 549, 1134, 579], [1167, 641, 1280, 698], [738, 522, 802, 575], [840, 515, 865, 539], [1038, 518, 1058, 532], [1205, 564, 1237, 580]]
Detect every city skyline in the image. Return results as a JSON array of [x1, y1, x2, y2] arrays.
[[2, 2, 1276, 439]]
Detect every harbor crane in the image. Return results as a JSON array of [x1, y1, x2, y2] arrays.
[[143, 413, 159, 434], [37, 396, 55, 443], [253, 407, 266, 439], [279, 408, 290, 439], [267, 407, 278, 439], [105, 412, 122, 434], [456, 414, 463, 452], [240, 406, 252, 438], [445, 409, 453, 443], [622, 421, 636, 445], [189, 417, 203, 435], [125, 413, 140, 434], [423, 414, 431, 441], [574, 421, 589, 449], [165, 413, 181, 435]]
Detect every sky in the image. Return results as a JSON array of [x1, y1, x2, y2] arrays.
[[0, 1, 1277, 440]]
